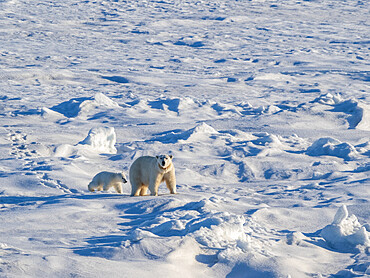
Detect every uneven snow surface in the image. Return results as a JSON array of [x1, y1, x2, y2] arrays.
[[0, 0, 369, 277]]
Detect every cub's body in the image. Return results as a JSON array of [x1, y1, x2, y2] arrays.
[[88, 171, 127, 194]]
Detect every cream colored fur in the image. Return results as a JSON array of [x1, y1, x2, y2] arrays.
[[129, 155, 176, 196], [88, 171, 127, 194]]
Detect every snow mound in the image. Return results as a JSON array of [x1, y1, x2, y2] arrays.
[[148, 96, 198, 113], [313, 94, 370, 130], [191, 122, 218, 134], [355, 102, 370, 130], [165, 237, 205, 275], [135, 95, 285, 119], [320, 205, 370, 252], [211, 102, 243, 116], [179, 122, 218, 143], [306, 137, 358, 160], [50, 93, 120, 118], [53, 144, 76, 157], [78, 127, 117, 154], [332, 99, 370, 130], [255, 105, 281, 115], [145, 96, 224, 119], [152, 122, 218, 143], [79, 93, 120, 116], [286, 232, 308, 246]]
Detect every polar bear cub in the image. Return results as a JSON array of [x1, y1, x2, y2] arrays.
[[129, 155, 176, 196], [88, 171, 127, 194]]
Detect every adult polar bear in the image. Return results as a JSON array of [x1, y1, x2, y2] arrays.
[[129, 155, 176, 196]]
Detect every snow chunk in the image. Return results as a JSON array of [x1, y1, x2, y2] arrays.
[[320, 205, 370, 252], [332, 204, 349, 225], [79, 127, 117, 154], [192, 213, 250, 251], [93, 92, 120, 108], [306, 137, 358, 160], [314, 93, 343, 105], [41, 107, 65, 120]]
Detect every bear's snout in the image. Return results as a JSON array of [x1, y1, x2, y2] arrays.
[[162, 161, 165, 166]]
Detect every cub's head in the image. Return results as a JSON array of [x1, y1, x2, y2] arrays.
[[156, 154, 173, 169], [120, 172, 128, 183]]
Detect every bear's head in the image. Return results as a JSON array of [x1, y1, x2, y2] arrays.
[[121, 172, 128, 183], [156, 154, 173, 169]]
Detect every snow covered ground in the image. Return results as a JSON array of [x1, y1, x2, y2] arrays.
[[0, 0, 369, 277]]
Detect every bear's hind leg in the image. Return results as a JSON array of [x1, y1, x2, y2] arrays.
[[139, 186, 148, 196], [131, 182, 142, 196], [149, 176, 162, 196]]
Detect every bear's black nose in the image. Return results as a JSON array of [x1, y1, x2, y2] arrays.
[[162, 161, 165, 166]]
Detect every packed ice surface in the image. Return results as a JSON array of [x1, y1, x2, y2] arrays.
[[0, 0, 369, 277]]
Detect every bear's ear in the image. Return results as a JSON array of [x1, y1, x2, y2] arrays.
[[169, 155, 173, 159]]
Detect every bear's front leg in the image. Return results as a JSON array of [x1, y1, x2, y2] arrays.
[[166, 179, 177, 194], [164, 172, 177, 194], [149, 176, 162, 196], [113, 183, 123, 194]]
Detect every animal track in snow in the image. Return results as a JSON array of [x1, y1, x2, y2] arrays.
[[7, 130, 75, 194], [8, 131, 32, 159], [36, 173, 75, 194]]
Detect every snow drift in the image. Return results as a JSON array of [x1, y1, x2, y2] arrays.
[[320, 205, 370, 252], [50, 93, 120, 118], [306, 137, 358, 160]]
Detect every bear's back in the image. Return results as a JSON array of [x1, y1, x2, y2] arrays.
[[130, 156, 156, 174], [95, 171, 120, 182]]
